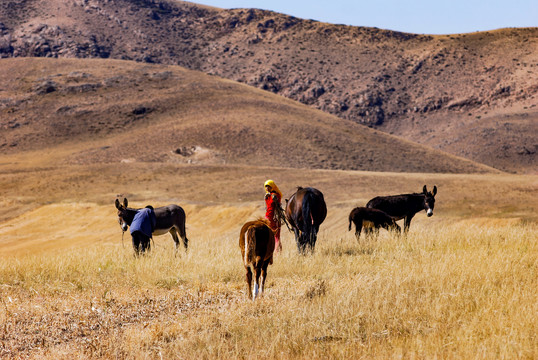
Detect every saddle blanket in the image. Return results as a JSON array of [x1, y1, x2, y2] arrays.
[[130, 207, 157, 237]]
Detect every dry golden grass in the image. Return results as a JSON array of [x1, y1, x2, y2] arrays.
[[1, 217, 536, 359], [0, 162, 536, 358]]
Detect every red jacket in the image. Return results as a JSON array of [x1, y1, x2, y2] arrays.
[[265, 191, 281, 225]]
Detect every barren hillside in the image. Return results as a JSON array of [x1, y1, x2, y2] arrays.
[[1, 57, 493, 175], [1, 0, 536, 172]]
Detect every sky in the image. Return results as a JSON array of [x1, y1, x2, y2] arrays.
[[192, 0, 537, 35]]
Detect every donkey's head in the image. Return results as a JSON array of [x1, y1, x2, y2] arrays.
[[422, 185, 437, 217], [115, 198, 132, 231]]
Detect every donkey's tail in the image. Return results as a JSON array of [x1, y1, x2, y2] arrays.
[[177, 207, 189, 250], [179, 223, 189, 251]]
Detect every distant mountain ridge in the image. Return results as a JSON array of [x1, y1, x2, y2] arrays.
[[0, 0, 536, 172]]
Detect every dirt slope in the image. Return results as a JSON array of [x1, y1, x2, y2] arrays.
[[1, 57, 493, 175], [1, 0, 536, 172]]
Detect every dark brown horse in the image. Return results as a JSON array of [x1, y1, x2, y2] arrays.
[[366, 185, 437, 233], [239, 218, 275, 300], [285, 187, 327, 254], [115, 198, 189, 254], [348, 207, 401, 240]]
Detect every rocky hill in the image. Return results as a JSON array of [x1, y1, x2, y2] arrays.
[[0, 0, 536, 172], [1, 57, 495, 174]]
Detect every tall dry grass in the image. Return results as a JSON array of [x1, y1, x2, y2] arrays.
[[1, 219, 536, 359]]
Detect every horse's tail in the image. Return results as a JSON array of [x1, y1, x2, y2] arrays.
[[302, 191, 314, 245], [348, 213, 352, 231], [243, 226, 257, 266]]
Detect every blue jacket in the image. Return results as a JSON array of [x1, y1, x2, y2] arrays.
[[130, 207, 156, 237]]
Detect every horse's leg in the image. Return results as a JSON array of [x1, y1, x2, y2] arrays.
[[310, 225, 320, 253], [294, 228, 302, 253], [245, 267, 253, 300], [304, 231, 311, 253], [253, 266, 262, 300], [298, 233, 308, 255], [260, 261, 270, 295]]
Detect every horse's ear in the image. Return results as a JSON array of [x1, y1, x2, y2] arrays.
[[423, 185, 427, 194], [115, 199, 121, 209], [432, 186, 437, 196], [123, 198, 128, 208]]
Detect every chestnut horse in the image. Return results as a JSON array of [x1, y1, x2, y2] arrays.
[[285, 187, 327, 254], [239, 218, 275, 300], [115, 198, 189, 254]]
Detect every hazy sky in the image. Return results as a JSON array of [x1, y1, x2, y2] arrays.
[[192, 0, 537, 35]]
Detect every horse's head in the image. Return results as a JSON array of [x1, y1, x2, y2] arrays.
[[422, 185, 437, 217], [115, 198, 131, 232]]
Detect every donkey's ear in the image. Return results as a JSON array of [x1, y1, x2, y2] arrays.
[[423, 185, 427, 194], [123, 198, 128, 208], [115, 199, 121, 209], [432, 186, 437, 196]]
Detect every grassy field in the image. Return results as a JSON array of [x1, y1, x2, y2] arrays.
[[0, 162, 536, 359], [1, 218, 536, 359]]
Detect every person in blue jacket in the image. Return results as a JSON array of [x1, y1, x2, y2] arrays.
[[130, 205, 156, 255]]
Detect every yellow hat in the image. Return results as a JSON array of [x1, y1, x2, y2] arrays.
[[264, 179, 282, 198]]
